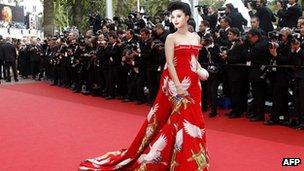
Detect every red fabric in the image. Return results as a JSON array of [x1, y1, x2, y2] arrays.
[[79, 45, 209, 170], [1, 83, 304, 170]]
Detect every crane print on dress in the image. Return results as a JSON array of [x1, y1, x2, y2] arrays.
[[137, 134, 168, 170], [138, 103, 160, 154], [162, 76, 195, 116], [170, 128, 183, 171]]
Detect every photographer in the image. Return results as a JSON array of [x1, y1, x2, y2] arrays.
[[133, 12, 146, 34], [248, 0, 276, 34], [215, 17, 231, 47], [28, 38, 42, 80], [138, 28, 152, 104], [290, 35, 304, 130], [265, 28, 293, 125], [153, 23, 170, 43], [2, 37, 18, 82], [277, 0, 302, 29], [130, 28, 153, 105], [276, 0, 288, 28], [105, 31, 122, 100], [202, 34, 223, 117], [223, 28, 248, 118], [225, 3, 248, 33], [198, 20, 211, 38], [50, 38, 62, 86], [122, 29, 138, 102], [95, 34, 108, 96], [89, 10, 102, 35], [250, 16, 265, 36], [197, 6, 218, 30], [246, 29, 271, 121], [71, 40, 87, 93]]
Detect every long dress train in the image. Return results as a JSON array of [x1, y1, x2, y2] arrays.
[[79, 44, 210, 171]]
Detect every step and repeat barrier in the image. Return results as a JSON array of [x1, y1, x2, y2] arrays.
[[0, 27, 43, 39]]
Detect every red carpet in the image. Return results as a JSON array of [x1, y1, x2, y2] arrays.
[[0, 82, 303, 171]]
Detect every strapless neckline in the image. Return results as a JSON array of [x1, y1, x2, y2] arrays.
[[174, 44, 202, 50]]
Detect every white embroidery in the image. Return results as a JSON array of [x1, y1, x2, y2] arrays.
[[174, 129, 183, 151], [114, 158, 132, 169], [168, 77, 191, 97], [147, 103, 159, 122], [138, 134, 167, 164], [183, 119, 205, 139]]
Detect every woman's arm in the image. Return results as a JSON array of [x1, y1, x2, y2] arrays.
[[165, 34, 186, 95]]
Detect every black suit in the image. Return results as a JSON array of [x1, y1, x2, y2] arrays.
[[227, 11, 247, 32], [200, 12, 218, 30], [227, 40, 249, 115], [270, 42, 292, 122], [251, 6, 276, 34], [215, 28, 230, 47], [247, 38, 271, 119], [291, 48, 304, 124], [279, 4, 302, 29], [2, 42, 17, 81], [106, 42, 122, 97], [205, 44, 223, 115], [146, 42, 166, 103], [0, 41, 4, 79], [28, 45, 41, 79]]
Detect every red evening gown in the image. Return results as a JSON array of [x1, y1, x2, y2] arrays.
[[79, 44, 210, 171]]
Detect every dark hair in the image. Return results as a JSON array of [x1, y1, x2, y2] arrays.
[[226, 3, 234, 12], [251, 16, 260, 22], [221, 16, 231, 26], [140, 28, 150, 35], [248, 28, 262, 38], [201, 20, 210, 27], [154, 23, 165, 30], [116, 29, 125, 35], [228, 27, 240, 37], [126, 29, 135, 37], [167, 1, 191, 17], [108, 31, 118, 39]]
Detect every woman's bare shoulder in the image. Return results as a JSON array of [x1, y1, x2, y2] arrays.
[[190, 32, 201, 40]]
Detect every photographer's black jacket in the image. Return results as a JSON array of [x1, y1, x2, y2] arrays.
[[200, 13, 218, 30], [96, 45, 109, 67], [246, 38, 271, 81], [215, 28, 231, 47], [138, 38, 152, 69], [28, 44, 41, 62], [274, 42, 293, 84], [227, 40, 248, 82], [278, 3, 302, 29], [227, 11, 247, 32], [291, 48, 304, 79], [250, 6, 276, 34], [106, 43, 122, 66]]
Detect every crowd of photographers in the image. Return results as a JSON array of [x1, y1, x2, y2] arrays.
[[0, 0, 303, 130]]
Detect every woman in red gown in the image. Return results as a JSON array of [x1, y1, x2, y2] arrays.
[[79, 2, 210, 170]]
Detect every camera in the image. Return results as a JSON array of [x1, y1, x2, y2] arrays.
[[218, 7, 227, 17], [268, 41, 280, 49], [244, 0, 258, 9], [291, 33, 303, 44], [195, 5, 209, 15], [267, 31, 280, 48], [268, 31, 280, 40]]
